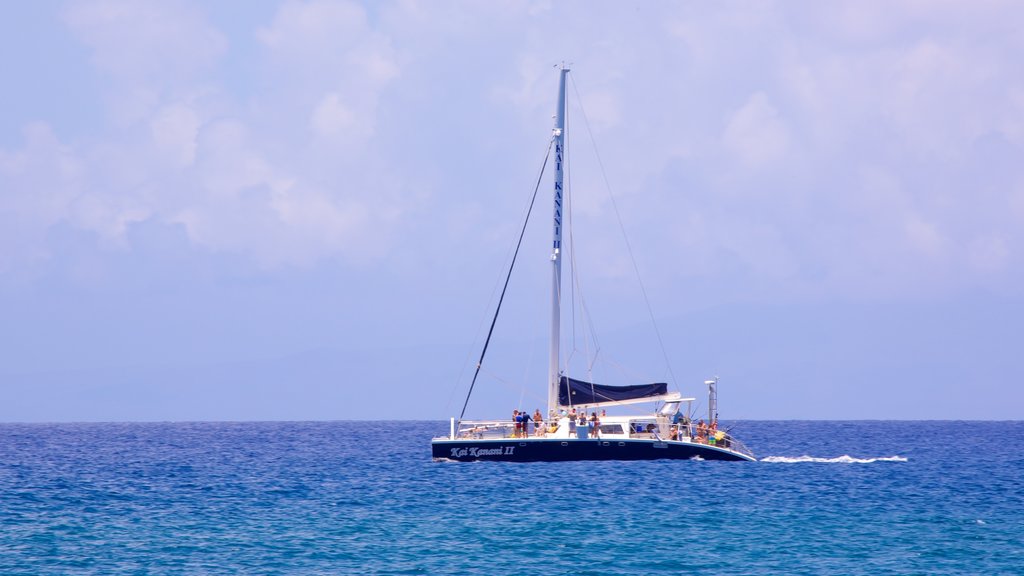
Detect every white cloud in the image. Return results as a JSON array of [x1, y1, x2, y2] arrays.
[[252, 0, 400, 152], [1011, 181, 1024, 222], [172, 118, 384, 267], [256, 0, 366, 54], [62, 0, 225, 78], [256, 0, 398, 93], [150, 103, 200, 167], [0, 0, 411, 271], [310, 93, 357, 137], [722, 91, 791, 168], [903, 215, 945, 259], [1, 0, 1021, 298], [967, 235, 1008, 273], [62, 0, 226, 124], [0, 124, 84, 270]]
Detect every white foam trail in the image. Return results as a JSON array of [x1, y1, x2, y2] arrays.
[[760, 455, 908, 464]]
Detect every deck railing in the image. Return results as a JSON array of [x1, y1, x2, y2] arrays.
[[455, 420, 538, 439], [684, 430, 755, 459], [448, 420, 755, 458]]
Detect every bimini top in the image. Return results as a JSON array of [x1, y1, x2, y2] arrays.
[[558, 376, 668, 407]]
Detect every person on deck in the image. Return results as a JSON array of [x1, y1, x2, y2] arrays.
[[533, 409, 544, 436], [589, 412, 600, 438], [671, 410, 683, 426], [513, 410, 521, 438], [521, 410, 532, 436]]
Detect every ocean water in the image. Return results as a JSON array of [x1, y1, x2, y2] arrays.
[[1, 421, 1021, 575]]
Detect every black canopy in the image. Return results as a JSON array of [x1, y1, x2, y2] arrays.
[[558, 376, 667, 406]]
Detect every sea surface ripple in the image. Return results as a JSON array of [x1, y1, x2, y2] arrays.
[[1, 420, 1021, 574]]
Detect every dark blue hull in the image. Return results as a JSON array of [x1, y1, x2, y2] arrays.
[[432, 438, 754, 462]]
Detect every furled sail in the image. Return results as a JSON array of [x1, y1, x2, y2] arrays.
[[558, 376, 668, 407]]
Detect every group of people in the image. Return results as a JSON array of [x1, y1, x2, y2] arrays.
[[665, 418, 728, 445], [511, 409, 545, 438], [566, 408, 602, 438], [693, 419, 726, 445], [509, 408, 729, 446], [511, 407, 607, 438]]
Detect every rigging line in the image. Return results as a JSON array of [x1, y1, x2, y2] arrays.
[[457, 139, 554, 423], [564, 212, 604, 382], [566, 105, 594, 391], [445, 151, 553, 414], [561, 98, 575, 385], [518, 325, 541, 410], [566, 102, 578, 364], [442, 147, 548, 414], [478, 365, 547, 405], [562, 105, 596, 395], [586, 345, 602, 373], [563, 110, 598, 388], [599, 355, 652, 383], [568, 74, 680, 392], [444, 301, 501, 413], [569, 232, 603, 383]]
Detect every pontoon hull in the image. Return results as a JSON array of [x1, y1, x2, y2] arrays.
[[431, 437, 754, 462]]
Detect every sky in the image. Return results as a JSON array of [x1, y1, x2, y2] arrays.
[[2, 0, 1022, 422]]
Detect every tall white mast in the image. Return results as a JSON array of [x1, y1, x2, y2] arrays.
[[548, 66, 569, 417]]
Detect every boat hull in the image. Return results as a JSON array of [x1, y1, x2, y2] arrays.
[[431, 437, 754, 462]]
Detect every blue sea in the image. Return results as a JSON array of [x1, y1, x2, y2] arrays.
[[1, 421, 1021, 574]]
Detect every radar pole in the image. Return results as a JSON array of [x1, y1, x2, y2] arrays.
[[705, 377, 719, 425]]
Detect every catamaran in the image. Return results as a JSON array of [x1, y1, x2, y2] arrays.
[[432, 67, 754, 462]]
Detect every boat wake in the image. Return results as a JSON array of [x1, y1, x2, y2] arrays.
[[761, 455, 908, 464]]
